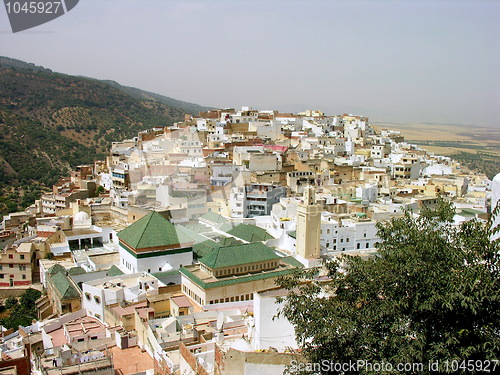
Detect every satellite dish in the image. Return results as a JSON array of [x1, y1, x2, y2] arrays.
[[216, 312, 224, 331]]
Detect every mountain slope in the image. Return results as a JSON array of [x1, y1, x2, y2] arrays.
[[99, 80, 212, 116], [0, 59, 201, 215], [1, 56, 212, 116]]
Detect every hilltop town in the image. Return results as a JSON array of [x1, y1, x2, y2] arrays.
[[0, 107, 497, 374]]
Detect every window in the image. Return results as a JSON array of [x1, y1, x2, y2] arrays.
[[20, 255, 25, 260], [85, 293, 91, 300], [94, 296, 100, 304], [0, 274, 3, 279], [22, 275, 26, 280], [8, 254, 13, 259], [91, 336, 98, 340], [9, 264, 13, 268], [77, 338, 85, 342]]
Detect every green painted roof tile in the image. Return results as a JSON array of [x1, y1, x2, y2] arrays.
[[68, 267, 86, 276], [281, 256, 305, 268], [219, 223, 236, 233], [227, 224, 273, 243], [106, 265, 124, 277], [180, 266, 295, 289], [118, 211, 180, 249], [175, 225, 210, 245], [48, 264, 66, 276], [193, 240, 221, 259], [200, 212, 229, 224], [50, 272, 80, 300], [199, 242, 280, 269]]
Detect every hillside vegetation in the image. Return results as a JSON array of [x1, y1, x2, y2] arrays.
[[0, 58, 202, 215]]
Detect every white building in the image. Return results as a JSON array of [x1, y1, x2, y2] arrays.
[[82, 272, 162, 321]]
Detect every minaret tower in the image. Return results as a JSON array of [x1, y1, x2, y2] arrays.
[[491, 173, 500, 240], [296, 186, 321, 259]]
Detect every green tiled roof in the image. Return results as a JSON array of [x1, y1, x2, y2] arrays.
[[219, 222, 236, 233], [288, 231, 297, 239], [50, 272, 81, 300], [118, 211, 180, 249], [67, 267, 85, 276], [281, 256, 305, 268], [200, 212, 229, 224], [193, 240, 221, 259], [152, 269, 180, 278], [175, 225, 210, 245], [180, 266, 295, 289], [227, 224, 273, 243], [460, 208, 484, 216], [106, 265, 124, 277], [48, 264, 66, 276], [219, 237, 243, 246], [185, 223, 210, 233], [200, 242, 280, 269]]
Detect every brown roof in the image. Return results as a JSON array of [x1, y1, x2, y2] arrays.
[[171, 295, 193, 308]]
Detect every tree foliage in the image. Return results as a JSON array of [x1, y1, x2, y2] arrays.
[[277, 200, 500, 374], [1, 288, 42, 329]]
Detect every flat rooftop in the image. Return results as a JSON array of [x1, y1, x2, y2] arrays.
[[110, 345, 154, 374], [63, 229, 101, 237]]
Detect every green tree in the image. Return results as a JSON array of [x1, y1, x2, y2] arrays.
[[1, 289, 41, 329], [96, 185, 105, 196], [277, 200, 500, 374], [4, 296, 18, 310]]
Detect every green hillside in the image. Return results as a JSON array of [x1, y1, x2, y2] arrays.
[[0, 58, 197, 215], [98, 79, 213, 115]]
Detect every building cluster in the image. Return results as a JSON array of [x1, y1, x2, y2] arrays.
[[0, 107, 497, 374]]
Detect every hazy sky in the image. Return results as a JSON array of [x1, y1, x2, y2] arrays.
[[1, 0, 498, 127]]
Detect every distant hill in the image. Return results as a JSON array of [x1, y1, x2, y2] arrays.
[[0, 56, 211, 215], [98, 80, 212, 116], [0, 56, 52, 73]]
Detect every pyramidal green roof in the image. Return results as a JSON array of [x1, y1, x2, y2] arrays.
[[118, 211, 180, 249], [50, 272, 80, 300], [48, 264, 66, 276], [200, 242, 280, 269]]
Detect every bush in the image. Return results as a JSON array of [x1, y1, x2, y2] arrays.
[[4, 296, 18, 309]]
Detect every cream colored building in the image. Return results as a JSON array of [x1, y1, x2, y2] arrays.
[[0, 242, 34, 287], [180, 242, 300, 306]]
